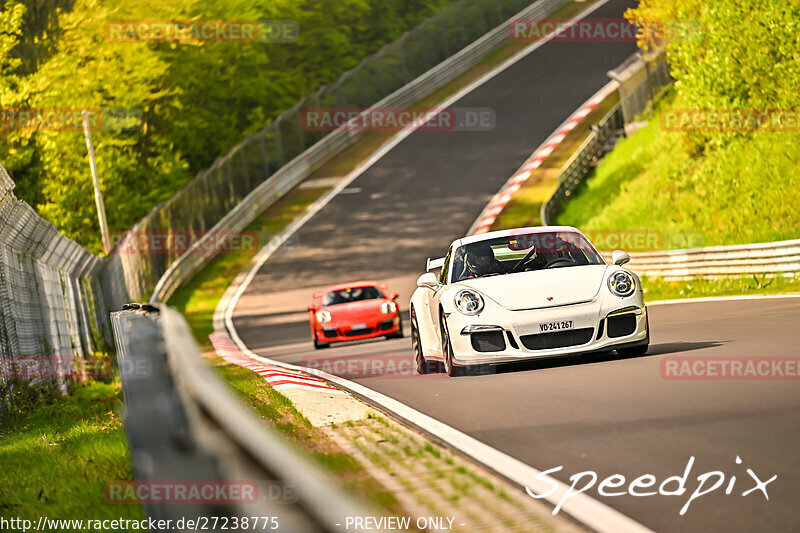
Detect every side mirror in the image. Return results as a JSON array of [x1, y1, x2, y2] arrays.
[[307, 305, 315, 312], [388, 291, 399, 300], [612, 250, 630, 266], [416, 272, 440, 290]]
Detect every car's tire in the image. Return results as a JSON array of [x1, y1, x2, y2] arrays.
[[411, 308, 429, 374], [313, 337, 330, 350], [440, 312, 460, 377], [385, 314, 404, 339], [617, 343, 648, 357], [617, 315, 650, 357], [395, 313, 406, 338]]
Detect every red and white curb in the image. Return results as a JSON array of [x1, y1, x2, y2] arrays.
[[468, 80, 618, 235], [209, 333, 343, 394]]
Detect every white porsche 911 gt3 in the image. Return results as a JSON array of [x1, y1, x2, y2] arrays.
[[409, 226, 649, 376]]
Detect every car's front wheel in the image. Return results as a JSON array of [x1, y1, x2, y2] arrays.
[[440, 312, 460, 377], [313, 335, 329, 350], [617, 315, 649, 357], [411, 308, 428, 374], [385, 313, 405, 340]]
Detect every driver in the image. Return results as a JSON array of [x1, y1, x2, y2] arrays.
[[464, 244, 507, 278], [538, 235, 576, 266]]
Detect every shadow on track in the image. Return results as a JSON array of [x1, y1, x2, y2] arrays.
[[441, 340, 728, 378]]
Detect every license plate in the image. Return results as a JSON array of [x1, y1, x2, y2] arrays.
[[350, 324, 367, 331], [539, 320, 573, 333]]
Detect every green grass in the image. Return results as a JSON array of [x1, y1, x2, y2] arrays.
[[553, 91, 800, 247], [642, 275, 800, 302], [0, 380, 141, 523]]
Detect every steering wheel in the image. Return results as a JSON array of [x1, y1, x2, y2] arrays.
[[544, 258, 576, 269]]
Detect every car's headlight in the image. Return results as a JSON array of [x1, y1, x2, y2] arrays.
[[608, 270, 636, 297], [316, 310, 332, 323], [381, 301, 397, 314], [454, 289, 484, 315]]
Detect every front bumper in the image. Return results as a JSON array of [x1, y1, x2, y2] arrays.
[[446, 296, 648, 365], [316, 315, 401, 343]]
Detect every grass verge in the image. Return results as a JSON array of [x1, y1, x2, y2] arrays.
[[0, 380, 141, 523], [642, 275, 800, 302], [553, 90, 800, 247]]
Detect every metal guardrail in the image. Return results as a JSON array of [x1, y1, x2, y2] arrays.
[[605, 240, 800, 280], [539, 103, 625, 226], [112, 305, 381, 532], [607, 49, 672, 132], [149, 0, 570, 302]]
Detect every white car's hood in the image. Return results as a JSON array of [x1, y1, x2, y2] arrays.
[[456, 265, 608, 310]]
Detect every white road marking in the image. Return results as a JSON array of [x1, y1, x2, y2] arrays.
[[648, 293, 800, 306]]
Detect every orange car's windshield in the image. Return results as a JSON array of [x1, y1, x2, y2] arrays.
[[322, 286, 384, 306]]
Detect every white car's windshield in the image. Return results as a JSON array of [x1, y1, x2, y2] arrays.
[[451, 231, 604, 282]]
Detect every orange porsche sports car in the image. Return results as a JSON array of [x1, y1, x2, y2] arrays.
[[307, 281, 404, 349]]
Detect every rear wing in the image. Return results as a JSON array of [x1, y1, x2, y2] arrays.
[[426, 257, 445, 272]]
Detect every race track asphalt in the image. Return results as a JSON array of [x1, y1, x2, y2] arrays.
[[231, 0, 800, 530]]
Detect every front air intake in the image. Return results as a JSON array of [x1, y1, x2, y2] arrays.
[[520, 328, 594, 350], [471, 331, 506, 352]]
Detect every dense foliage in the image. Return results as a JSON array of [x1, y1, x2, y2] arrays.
[[0, 0, 458, 253], [553, 1, 800, 246], [626, 0, 800, 152]]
